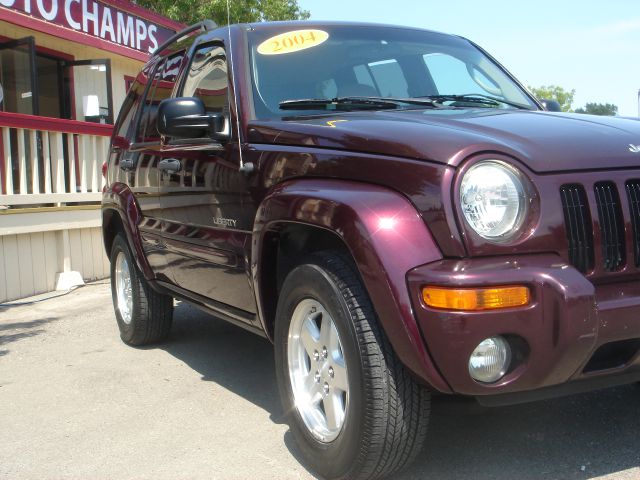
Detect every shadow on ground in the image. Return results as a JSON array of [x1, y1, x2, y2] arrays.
[[0, 318, 59, 357], [159, 302, 279, 415], [163, 302, 640, 480]]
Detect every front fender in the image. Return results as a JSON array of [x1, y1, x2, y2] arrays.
[[253, 179, 451, 392]]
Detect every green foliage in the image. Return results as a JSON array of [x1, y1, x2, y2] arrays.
[[528, 85, 575, 112], [529, 85, 618, 116], [136, 0, 310, 26], [575, 102, 618, 116]]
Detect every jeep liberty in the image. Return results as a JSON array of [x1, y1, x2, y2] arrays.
[[102, 20, 640, 479]]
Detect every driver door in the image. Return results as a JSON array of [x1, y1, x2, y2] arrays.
[[159, 42, 256, 317]]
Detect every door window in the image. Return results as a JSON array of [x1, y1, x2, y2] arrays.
[[182, 44, 229, 114], [136, 53, 185, 142]]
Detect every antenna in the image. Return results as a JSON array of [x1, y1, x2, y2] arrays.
[[226, 0, 254, 175]]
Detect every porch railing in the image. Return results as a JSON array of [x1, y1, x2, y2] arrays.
[[0, 112, 114, 301], [0, 112, 113, 208]]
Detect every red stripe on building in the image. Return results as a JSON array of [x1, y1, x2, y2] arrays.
[[102, 0, 184, 31], [0, 112, 113, 137]]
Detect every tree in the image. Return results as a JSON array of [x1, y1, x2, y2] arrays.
[[136, 0, 310, 26], [575, 102, 618, 116], [528, 85, 575, 112]]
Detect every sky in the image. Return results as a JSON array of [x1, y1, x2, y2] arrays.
[[297, 0, 640, 116]]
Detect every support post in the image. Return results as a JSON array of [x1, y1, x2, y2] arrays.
[[54, 229, 85, 290]]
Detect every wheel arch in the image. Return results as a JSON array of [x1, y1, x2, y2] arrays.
[[102, 208, 124, 258], [257, 222, 351, 339], [252, 178, 451, 392], [102, 182, 154, 280]]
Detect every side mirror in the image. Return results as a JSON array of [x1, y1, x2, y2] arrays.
[[157, 97, 228, 141], [539, 99, 562, 112]]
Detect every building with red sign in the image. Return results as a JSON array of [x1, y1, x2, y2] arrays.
[[0, 0, 182, 302]]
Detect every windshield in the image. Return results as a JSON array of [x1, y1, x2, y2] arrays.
[[248, 24, 538, 119]]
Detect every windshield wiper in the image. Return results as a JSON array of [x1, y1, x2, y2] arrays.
[[279, 96, 439, 111], [419, 94, 533, 110]]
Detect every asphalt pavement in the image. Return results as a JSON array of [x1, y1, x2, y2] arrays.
[[0, 282, 638, 480]]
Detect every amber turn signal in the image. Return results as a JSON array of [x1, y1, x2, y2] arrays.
[[422, 285, 530, 311]]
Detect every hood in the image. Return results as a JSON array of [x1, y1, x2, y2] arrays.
[[247, 109, 640, 173]]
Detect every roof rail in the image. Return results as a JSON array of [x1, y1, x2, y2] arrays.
[[154, 19, 218, 55]]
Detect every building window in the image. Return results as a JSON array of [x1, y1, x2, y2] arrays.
[[0, 36, 114, 124], [64, 59, 114, 124], [0, 37, 37, 115]]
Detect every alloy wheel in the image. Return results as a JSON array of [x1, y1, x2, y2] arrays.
[[287, 298, 349, 443]]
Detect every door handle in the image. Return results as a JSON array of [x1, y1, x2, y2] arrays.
[[119, 153, 137, 171], [158, 158, 181, 172]]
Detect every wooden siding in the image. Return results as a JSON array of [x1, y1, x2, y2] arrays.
[[0, 227, 109, 303]]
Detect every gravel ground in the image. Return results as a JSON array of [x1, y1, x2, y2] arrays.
[[0, 282, 639, 480]]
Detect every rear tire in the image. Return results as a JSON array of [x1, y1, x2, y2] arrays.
[[110, 233, 173, 345], [274, 252, 430, 480]]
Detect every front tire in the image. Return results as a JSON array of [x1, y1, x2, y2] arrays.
[[110, 234, 173, 345], [274, 252, 430, 480]]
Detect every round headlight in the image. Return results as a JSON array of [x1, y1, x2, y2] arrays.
[[460, 161, 526, 240]]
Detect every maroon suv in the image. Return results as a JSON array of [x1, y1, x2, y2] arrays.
[[102, 20, 640, 479]]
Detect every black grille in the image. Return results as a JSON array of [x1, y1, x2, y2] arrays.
[[626, 180, 640, 267], [594, 181, 625, 271], [560, 184, 594, 273]]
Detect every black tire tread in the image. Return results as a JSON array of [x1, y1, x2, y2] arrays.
[[129, 266, 173, 345], [310, 251, 430, 480], [111, 234, 173, 346]]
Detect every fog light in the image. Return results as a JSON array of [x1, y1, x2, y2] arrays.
[[469, 337, 511, 383]]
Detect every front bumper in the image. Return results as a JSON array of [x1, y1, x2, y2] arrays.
[[408, 254, 640, 397]]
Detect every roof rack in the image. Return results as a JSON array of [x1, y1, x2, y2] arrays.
[[154, 19, 218, 55]]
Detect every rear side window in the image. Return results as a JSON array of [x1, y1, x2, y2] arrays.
[[423, 53, 502, 96], [136, 53, 185, 142], [353, 65, 376, 90], [182, 44, 229, 114], [367, 59, 408, 97], [113, 65, 150, 143]]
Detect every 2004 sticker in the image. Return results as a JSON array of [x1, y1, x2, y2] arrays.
[[257, 29, 329, 55]]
